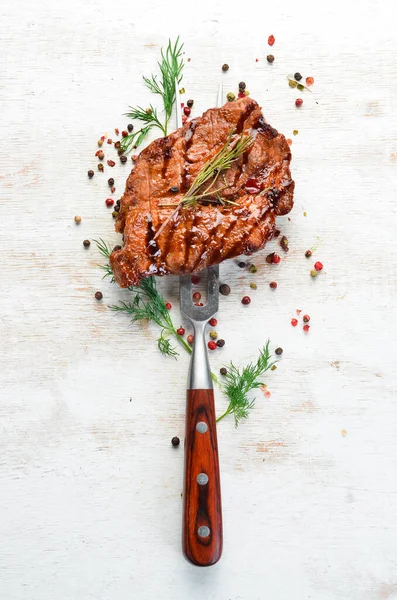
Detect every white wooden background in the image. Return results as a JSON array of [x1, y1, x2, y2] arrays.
[[1, 0, 397, 598]]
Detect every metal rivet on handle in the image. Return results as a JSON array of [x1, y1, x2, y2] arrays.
[[196, 422, 208, 433], [196, 473, 209, 485], [198, 526, 210, 538]]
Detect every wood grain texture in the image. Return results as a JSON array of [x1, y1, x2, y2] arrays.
[[183, 389, 222, 566], [1, 0, 397, 598]]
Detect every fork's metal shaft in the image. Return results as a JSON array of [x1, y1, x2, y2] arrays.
[[187, 322, 213, 389]]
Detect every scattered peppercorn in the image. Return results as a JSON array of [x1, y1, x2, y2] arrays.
[[280, 236, 289, 252], [107, 139, 113, 144], [217, 339, 225, 348], [171, 436, 180, 447], [220, 367, 228, 375], [120, 155, 127, 163], [291, 318, 298, 327], [314, 261, 323, 271], [294, 72, 302, 81], [303, 324, 310, 332], [183, 106, 191, 117], [120, 130, 127, 138], [250, 282, 257, 290], [268, 34, 275, 46], [275, 347, 283, 356], [187, 334, 194, 345], [209, 331, 218, 340], [74, 215, 81, 224], [238, 92, 246, 98], [179, 88, 185, 95], [271, 365, 277, 371], [107, 160, 115, 167], [238, 261, 246, 269], [192, 291, 201, 302], [83, 239, 90, 248], [108, 178, 114, 187], [249, 264, 258, 273], [269, 281, 277, 289], [241, 296, 251, 305], [105, 198, 114, 207], [113, 205, 120, 213], [273, 229, 280, 238], [227, 92, 236, 102], [177, 327, 185, 336], [306, 77, 314, 86], [165, 302, 172, 310], [310, 269, 319, 278], [305, 250, 312, 258], [289, 80, 297, 88], [293, 129, 299, 136], [97, 139, 103, 147], [295, 98, 303, 107], [191, 275, 200, 285], [208, 341, 217, 350], [95, 291, 103, 300], [88, 169, 94, 178], [303, 315, 310, 323], [219, 284, 231, 296], [267, 54, 275, 63], [222, 63, 229, 72], [297, 84, 304, 91], [187, 99, 194, 108], [209, 318, 218, 327], [95, 150, 105, 160], [169, 186, 179, 193], [98, 163, 104, 172], [114, 141, 121, 149], [272, 254, 281, 264], [113, 245, 122, 251], [239, 81, 246, 90], [127, 124, 134, 133], [112, 211, 117, 218]]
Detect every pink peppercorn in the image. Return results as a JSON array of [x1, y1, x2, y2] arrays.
[[192, 292, 201, 302], [122, 130, 128, 137], [209, 318, 218, 327], [295, 98, 303, 107], [241, 296, 251, 305], [303, 315, 310, 323], [177, 327, 185, 336], [208, 341, 217, 350], [107, 160, 115, 167], [268, 35, 275, 46], [183, 106, 191, 117], [191, 275, 200, 285], [269, 281, 277, 289], [105, 198, 114, 207], [272, 254, 281, 264], [291, 318, 298, 327], [303, 324, 310, 332], [314, 261, 323, 271], [187, 334, 194, 345], [165, 302, 172, 310]]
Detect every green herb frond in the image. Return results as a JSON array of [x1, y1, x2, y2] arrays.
[[157, 331, 179, 358], [217, 341, 275, 427], [94, 238, 114, 281], [120, 124, 154, 154]]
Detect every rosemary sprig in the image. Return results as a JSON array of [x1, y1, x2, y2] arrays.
[[217, 342, 275, 427], [120, 38, 184, 153]]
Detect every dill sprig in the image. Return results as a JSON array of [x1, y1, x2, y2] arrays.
[[120, 38, 184, 154], [217, 342, 276, 427], [94, 238, 114, 281]]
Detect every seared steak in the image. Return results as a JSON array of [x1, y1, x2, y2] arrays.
[[110, 97, 294, 287]]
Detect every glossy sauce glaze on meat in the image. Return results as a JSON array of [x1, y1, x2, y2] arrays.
[[110, 97, 294, 287]]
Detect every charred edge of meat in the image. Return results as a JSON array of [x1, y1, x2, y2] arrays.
[[255, 116, 278, 140]]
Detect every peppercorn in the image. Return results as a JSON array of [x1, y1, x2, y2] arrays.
[[219, 284, 231, 296], [171, 436, 180, 447], [303, 324, 310, 332], [273, 229, 280, 238], [273, 254, 281, 264], [97, 139, 103, 147], [227, 92, 236, 102], [108, 178, 114, 187], [209, 331, 218, 340], [208, 341, 217, 350], [269, 281, 277, 289], [293, 129, 299, 136], [88, 169, 94, 178], [145, 108, 152, 115], [267, 54, 275, 63], [303, 315, 310, 323], [305, 250, 312, 258], [310, 269, 318, 278], [266, 253, 274, 264], [306, 76, 314, 86], [222, 63, 229, 72], [113, 245, 122, 251], [238, 261, 246, 269], [187, 334, 194, 345], [291, 318, 298, 327], [169, 186, 179, 193], [250, 282, 257, 290], [220, 367, 228, 375], [121, 130, 128, 138], [113, 205, 120, 213], [183, 106, 191, 117], [127, 123, 134, 133], [95, 291, 103, 300], [297, 84, 304, 91], [83, 239, 90, 248], [268, 34, 275, 46], [177, 327, 185, 336], [249, 264, 258, 273], [114, 142, 121, 150], [192, 292, 201, 302], [314, 261, 323, 271], [191, 275, 200, 285], [74, 215, 81, 224], [275, 347, 283, 355], [209, 318, 218, 327], [241, 296, 251, 305], [289, 80, 297, 88], [294, 72, 302, 81], [107, 138, 113, 144], [111, 187, 116, 193], [217, 339, 225, 348], [179, 88, 185, 94], [239, 81, 246, 90], [187, 99, 194, 108], [98, 163, 104, 172], [95, 150, 105, 160], [112, 211, 117, 218], [280, 236, 289, 252], [165, 302, 172, 310], [238, 92, 246, 98], [295, 98, 303, 107], [105, 198, 114, 207], [107, 160, 115, 167], [120, 155, 127, 163]]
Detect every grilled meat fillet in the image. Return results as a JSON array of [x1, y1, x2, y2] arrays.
[[110, 97, 294, 287]]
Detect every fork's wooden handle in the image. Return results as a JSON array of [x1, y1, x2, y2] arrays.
[[182, 389, 222, 566]]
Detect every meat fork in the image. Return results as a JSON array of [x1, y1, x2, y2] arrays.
[[175, 80, 223, 567]]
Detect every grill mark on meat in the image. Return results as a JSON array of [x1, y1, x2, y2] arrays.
[[181, 121, 198, 192]]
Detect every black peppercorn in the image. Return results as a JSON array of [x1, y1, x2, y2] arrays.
[[220, 367, 228, 375], [108, 178, 114, 187], [267, 54, 275, 63], [219, 284, 231, 296], [280, 236, 289, 252], [83, 239, 90, 248], [238, 261, 246, 268], [239, 81, 246, 90], [294, 72, 302, 81], [120, 155, 127, 163], [275, 347, 283, 356], [217, 339, 225, 348], [169, 186, 179, 193], [116, 199, 121, 206], [222, 63, 229, 72], [87, 170, 94, 178], [113, 245, 122, 251], [127, 124, 134, 133], [187, 99, 194, 108], [305, 250, 313, 258], [114, 141, 121, 149], [171, 436, 180, 447], [117, 148, 124, 156], [95, 291, 103, 300], [114, 205, 120, 212]]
